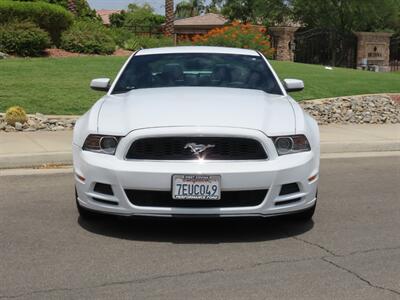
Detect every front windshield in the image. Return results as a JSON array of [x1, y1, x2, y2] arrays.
[[112, 53, 283, 95]]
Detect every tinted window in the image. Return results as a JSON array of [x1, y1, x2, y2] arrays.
[[112, 53, 282, 95]]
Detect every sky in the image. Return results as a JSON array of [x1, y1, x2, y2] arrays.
[[87, 0, 174, 14]]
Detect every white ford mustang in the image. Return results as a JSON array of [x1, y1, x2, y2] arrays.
[[73, 46, 319, 220]]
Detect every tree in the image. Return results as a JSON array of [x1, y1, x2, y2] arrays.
[[67, 0, 76, 15], [292, 0, 400, 32], [14, 0, 98, 19], [109, 11, 127, 27], [123, 3, 165, 27], [175, 0, 205, 19], [222, 0, 292, 26], [165, 0, 174, 35], [205, 0, 224, 14]]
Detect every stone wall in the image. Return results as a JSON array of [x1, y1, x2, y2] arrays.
[[269, 26, 299, 61], [355, 32, 393, 72]]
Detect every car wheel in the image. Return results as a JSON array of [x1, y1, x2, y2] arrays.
[[292, 190, 318, 221], [292, 202, 316, 221], [75, 187, 99, 220]]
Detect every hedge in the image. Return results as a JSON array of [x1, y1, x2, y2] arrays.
[[0, 1, 73, 44], [61, 21, 116, 54], [0, 22, 50, 56]]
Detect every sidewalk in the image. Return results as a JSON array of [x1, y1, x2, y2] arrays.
[[0, 124, 399, 169]]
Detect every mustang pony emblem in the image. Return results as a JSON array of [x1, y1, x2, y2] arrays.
[[184, 143, 215, 156]]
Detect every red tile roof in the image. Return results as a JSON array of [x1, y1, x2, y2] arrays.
[[174, 13, 228, 27], [96, 9, 121, 25]]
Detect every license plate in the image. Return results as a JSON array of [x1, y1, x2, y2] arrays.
[[172, 175, 221, 200]]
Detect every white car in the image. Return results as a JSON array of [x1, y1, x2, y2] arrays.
[[73, 46, 319, 221]]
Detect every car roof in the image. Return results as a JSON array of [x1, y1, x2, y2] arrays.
[[136, 46, 260, 56]]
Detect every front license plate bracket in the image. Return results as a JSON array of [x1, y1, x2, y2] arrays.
[[172, 175, 221, 200]]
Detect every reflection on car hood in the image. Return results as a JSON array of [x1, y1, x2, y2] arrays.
[[97, 87, 296, 136]]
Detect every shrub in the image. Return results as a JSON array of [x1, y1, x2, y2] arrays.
[[0, 22, 50, 56], [110, 27, 135, 47], [123, 35, 174, 50], [60, 21, 116, 54], [192, 22, 275, 58], [0, 1, 73, 44], [13, 0, 97, 19], [5, 106, 28, 126], [123, 4, 165, 27], [110, 11, 127, 27], [123, 38, 141, 51]]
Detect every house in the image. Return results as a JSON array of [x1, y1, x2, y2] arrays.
[[173, 13, 228, 36], [96, 9, 121, 26]]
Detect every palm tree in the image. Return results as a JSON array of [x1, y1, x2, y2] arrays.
[[165, 0, 174, 35], [67, 0, 77, 15], [175, 0, 205, 19]]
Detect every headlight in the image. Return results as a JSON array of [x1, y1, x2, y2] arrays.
[[82, 134, 121, 155], [272, 135, 311, 155]]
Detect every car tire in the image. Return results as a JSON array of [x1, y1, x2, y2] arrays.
[[292, 190, 318, 221], [75, 187, 99, 220], [292, 202, 316, 221]]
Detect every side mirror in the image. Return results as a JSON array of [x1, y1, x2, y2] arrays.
[[90, 78, 111, 92], [282, 79, 304, 92]]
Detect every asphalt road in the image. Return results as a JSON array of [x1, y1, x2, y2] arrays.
[[1, 156, 400, 299]]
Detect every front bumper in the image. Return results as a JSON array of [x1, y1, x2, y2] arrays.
[[73, 127, 319, 217]]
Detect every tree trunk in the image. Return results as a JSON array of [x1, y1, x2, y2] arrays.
[[165, 0, 174, 36], [67, 0, 77, 15]]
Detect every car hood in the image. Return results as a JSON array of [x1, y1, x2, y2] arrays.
[[97, 87, 296, 136]]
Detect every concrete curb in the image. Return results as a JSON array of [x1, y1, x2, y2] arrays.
[[1, 142, 399, 169], [320, 141, 400, 153], [0, 152, 72, 169]]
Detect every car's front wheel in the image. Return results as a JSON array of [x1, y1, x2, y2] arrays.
[[292, 202, 316, 221], [291, 189, 317, 221]]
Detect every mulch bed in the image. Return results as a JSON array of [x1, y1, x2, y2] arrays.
[[43, 48, 133, 58]]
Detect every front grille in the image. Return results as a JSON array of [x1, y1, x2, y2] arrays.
[[125, 189, 268, 208], [125, 137, 267, 160]]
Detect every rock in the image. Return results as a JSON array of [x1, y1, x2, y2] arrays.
[[0, 122, 6, 130], [344, 109, 353, 120], [65, 119, 76, 125], [52, 126, 65, 131], [14, 122, 23, 131], [300, 94, 400, 125], [37, 123, 48, 130], [25, 127, 37, 132], [27, 119, 37, 127], [5, 125, 16, 132], [0, 52, 7, 59]]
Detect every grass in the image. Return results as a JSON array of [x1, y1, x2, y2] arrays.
[[0, 56, 399, 115], [270, 60, 400, 101], [0, 57, 125, 115]]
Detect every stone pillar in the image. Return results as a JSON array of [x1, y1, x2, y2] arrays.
[[269, 26, 299, 61], [355, 32, 393, 72]]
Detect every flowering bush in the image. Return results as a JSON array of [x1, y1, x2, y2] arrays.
[[192, 22, 274, 58]]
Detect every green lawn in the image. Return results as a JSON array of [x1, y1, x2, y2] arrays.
[[1, 56, 399, 115]]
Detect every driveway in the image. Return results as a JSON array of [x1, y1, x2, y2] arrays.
[[0, 155, 399, 299]]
